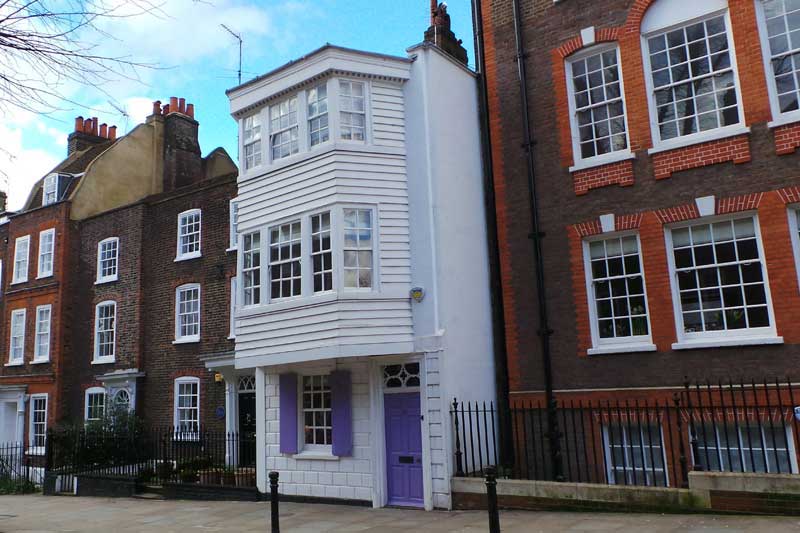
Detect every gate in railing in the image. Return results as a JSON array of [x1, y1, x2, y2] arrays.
[[451, 377, 800, 488]]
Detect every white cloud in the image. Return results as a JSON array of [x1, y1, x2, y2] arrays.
[[0, 124, 61, 211]]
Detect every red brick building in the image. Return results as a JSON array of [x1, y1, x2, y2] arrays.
[[0, 99, 238, 449], [476, 0, 800, 483]]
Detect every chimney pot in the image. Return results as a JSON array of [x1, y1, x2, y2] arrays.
[[83, 118, 92, 134], [186, 103, 195, 119], [169, 97, 178, 113], [109, 126, 117, 140], [91, 118, 99, 136], [163, 104, 170, 115], [75, 116, 84, 132], [431, 0, 437, 23], [152, 100, 162, 115], [178, 98, 186, 114], [99, 124, 108, 138]]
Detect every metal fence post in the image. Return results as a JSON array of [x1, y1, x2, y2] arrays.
[[452, 399, 465, 477], [672, 393, 689, 488], [269, 471, 280, 533], [485, 466, 501, 533]]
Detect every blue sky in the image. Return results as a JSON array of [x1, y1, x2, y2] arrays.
[[1, 0, 475, 210]]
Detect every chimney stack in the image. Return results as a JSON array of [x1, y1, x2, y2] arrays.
[[161, 95, 201, 192], [0, 190, 6, 214], [67, 114, 118, 155], [423, 2, 469, 65]]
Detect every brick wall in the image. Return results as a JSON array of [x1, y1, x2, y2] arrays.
[[482, 0, 800, 393], [139, 176, 236, 430]]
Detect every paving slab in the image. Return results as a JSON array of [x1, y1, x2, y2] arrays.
[[0, 495, 799, 531]]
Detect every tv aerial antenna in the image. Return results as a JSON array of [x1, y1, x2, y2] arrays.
[[220, 24, 243, 85]]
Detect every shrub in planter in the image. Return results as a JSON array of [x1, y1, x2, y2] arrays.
[[178, 469, 199, 483], [222, 468, 237, 486], [138, 467, 155, 483], [235, 468, 257, 487], [198, 469, 222, 485], [156, 462, 175, 481]]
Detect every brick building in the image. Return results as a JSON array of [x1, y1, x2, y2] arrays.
[[0, 99, 238, 450], [476, 0, 800, 483]]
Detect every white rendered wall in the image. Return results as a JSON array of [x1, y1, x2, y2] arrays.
[[405, 45, 497, 508]]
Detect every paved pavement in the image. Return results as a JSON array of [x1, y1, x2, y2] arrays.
[[0, 495, 800, 531]]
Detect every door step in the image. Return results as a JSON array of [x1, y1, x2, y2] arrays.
[[134, 484, 165, 500]]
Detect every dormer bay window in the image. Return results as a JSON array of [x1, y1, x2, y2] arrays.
[[240, 77, 372, 170]]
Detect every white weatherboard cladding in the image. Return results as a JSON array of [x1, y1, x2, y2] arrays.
[[235, 80, 413, 362]]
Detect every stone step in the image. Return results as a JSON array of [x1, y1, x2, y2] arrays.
[[133, 492, 165, 500]]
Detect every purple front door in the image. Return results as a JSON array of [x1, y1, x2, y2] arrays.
[[384, 392, 424, 507]]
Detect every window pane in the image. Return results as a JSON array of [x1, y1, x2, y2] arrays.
[[269, 222, 301, 299], [343, 209, 373, 289]]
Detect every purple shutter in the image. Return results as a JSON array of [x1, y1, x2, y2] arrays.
[[330, 370, 353, 457], [279, 373, 298, 454]]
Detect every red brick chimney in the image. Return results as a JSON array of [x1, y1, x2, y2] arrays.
[[67, 115, 118, 156], [424, 2, 468, 65]]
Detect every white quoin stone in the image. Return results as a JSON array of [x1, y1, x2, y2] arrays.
[[599, 213, 615, 233], [695, 196, 716, 217], [581, 26, 596, 46]]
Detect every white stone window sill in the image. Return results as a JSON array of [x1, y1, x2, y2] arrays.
[[173, 338, 200, 345], [4, 361, 23, 367], [647, 125, 751, 155], [226, 247, 238, 253], [10, 279, 27, 286], [291, 452, 339, 461], [569, 151, 636, 173], [36, 274, 53, 280], [95, 276, 118, 285], [768, 113, 800, 129], [30, 359, 50, 365], [672, 336, 784, 351], [26, 447, 44, 456], [91, 358, 115, 365], [174, 253, 202, 263], [587, 343, 657, 356]]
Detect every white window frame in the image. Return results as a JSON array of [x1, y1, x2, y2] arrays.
[[342, 207, 375, 291], [603, 423, 669, 487], [307, 82, 330, 148], [582, 233, 656, 355], [269, 95, 300, 161], [173, 377, 200, 437], [229, 277, 237, 340], [28, 393, 47, 454], [311, 211, 333, 294], [176, 209, 202, 261], [33, 304, 51, 363], [242, 114, 263, 170], [8, 308, 25, 365], [338, 79, 368, 143], [96, 237, 119, 284], [241, 231, 262, 307], [36, 229, 55, 279], [789, 206, 800, 292], [93, 301, 116, 364], [298, 373, 333, 454], [228, 199, 239, 251], [267, 219, 303, 302], [665, 213, 782, 349], [84, 386, 106, 423], [693, 422, 799, 474], [756, 0, 800, 127], [174, 283, 201, 343], [12, 235, 30, 284], [566, 44, 634, 171], [42, 174, 58, 206], [641, 7, 749, 154]]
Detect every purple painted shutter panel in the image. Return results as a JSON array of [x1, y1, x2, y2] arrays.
[[279, 373, 298, 454], [330, 370, 353, 457]]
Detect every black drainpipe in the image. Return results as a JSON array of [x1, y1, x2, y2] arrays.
[[511, 0, 564, 481], [470, 0, 513, 471]]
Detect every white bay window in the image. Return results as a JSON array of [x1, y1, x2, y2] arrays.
[[243, 115, 262, 170], [240, 206, 377, 306], [270, 96, 299, 160]]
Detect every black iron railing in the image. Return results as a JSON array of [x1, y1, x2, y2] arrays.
[[0, 441, 44, 490], [46, 426, 257, 492], [451, 377, 800, 488]]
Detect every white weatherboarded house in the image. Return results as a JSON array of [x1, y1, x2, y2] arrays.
[[218, 23, 495, 510]]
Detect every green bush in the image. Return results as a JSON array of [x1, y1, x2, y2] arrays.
[[0, 477, 38, 495], [178, 469, 198, 483]]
